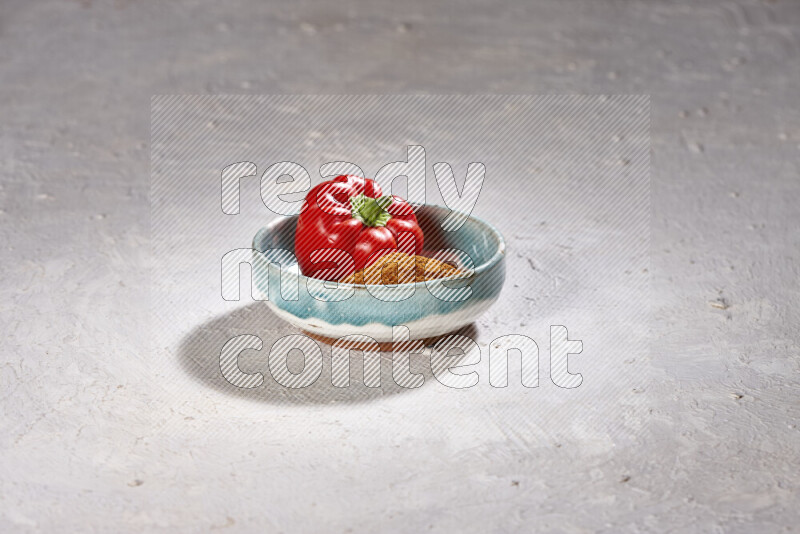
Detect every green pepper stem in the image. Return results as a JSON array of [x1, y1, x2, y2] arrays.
[[351, 194, 393, 227]]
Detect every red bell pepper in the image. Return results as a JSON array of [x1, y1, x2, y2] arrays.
[[295, 175, 424, 281]]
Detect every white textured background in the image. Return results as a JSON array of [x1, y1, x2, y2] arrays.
[[1, 1, 799, 533]]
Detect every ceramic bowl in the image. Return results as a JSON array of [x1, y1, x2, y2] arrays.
[[252, 205, 505, 343]]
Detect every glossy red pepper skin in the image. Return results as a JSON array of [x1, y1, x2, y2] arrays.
[[295, 175, 424, 281]]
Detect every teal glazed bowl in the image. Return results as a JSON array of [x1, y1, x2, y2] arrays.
[[252, 205, 506, 343]]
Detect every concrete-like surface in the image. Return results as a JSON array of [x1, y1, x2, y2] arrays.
[[1, 0, 799, 532]]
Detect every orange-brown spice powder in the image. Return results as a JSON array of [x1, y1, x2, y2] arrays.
[[340, 251, 467, 285]]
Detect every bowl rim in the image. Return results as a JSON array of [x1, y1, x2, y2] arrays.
[[253, 204, 506, 290]]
